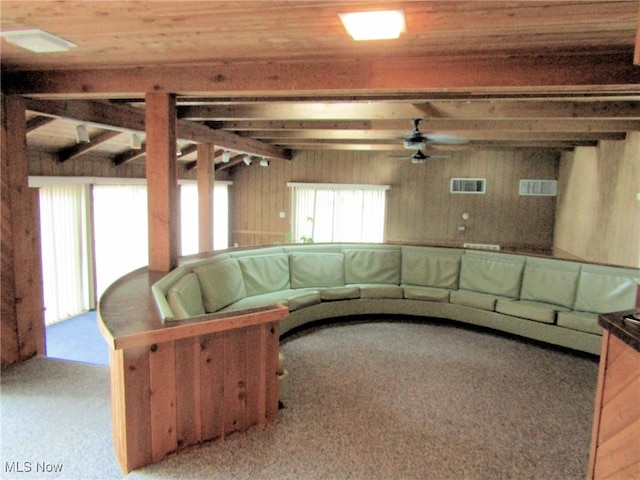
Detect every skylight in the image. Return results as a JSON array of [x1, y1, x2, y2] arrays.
[[0, 29, 77, 53], [338, 10, 406, 41]]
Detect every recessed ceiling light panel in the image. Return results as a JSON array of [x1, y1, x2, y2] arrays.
[[338, 10, 406, 41], [0, 29, 77, 53]]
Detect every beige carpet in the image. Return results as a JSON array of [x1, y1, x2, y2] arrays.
[[1, 319, 599, 479]]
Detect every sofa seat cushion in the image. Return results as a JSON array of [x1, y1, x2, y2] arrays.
[[220, 288, 320, 313], [450, 289, 507, 311], [166, 273, 205, 319], [318, 286, 361, 301], [459, 251, 526, 299], [495, 299, 570, 324], [343, 248, 401, 285], [355, 284, 404, 299], [289, 252, 345, 288], [237, 254, 290, 296], [278, 352, 286, 375], [401, 247, 461, 289], [557, 311, 602, 335], [194, 258, 246, 313], [403, 285, 450, 302]]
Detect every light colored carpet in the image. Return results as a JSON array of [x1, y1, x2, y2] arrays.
[[1, 320, 599, 479]]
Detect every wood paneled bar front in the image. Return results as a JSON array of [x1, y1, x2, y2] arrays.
[[98, 266, 288, 474]]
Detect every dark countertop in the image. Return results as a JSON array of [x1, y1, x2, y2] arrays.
[[599, 310, 640, 352]]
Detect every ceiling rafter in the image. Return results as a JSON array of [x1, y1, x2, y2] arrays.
[[57, 130, 121, 163]]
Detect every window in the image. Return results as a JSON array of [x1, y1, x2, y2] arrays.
[[180, 181, 230, 254], [288, 183, 389, 243]]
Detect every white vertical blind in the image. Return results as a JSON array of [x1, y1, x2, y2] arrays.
[[180, 181, 230, 254], [39, 185, 92, 325], [93, 184, 148, 298], [289, 183, 388, 243]]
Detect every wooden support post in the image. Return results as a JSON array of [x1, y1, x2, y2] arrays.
[[196, 143, 215, 252], [145, 93, 178, 272], [0, 95, 45, 367]]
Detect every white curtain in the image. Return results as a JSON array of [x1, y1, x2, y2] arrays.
[[180, 182, 230, 254], [93, 184, 148, 298], [290, 183, 388, 243], [39, 185, 92, 325]]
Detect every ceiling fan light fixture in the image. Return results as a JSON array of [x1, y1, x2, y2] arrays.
[[338, 10, 406, 41]]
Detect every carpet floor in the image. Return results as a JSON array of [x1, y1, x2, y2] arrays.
[[45, 311, 109, 366], [1, 319, 599, 480]]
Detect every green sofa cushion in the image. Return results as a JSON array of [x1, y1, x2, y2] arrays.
[[573, 264, 640, 313], [319, 286, 361, 301], [520, 257, 580, 308], [166, 273, 205, 319], [289, 252, 345, 288], [237, 254, 290, 296], [401, 247, 461, 289], [459, 251, 525, 298], [358, 285, 404, 299], [450, 289, 503, 311], [194, 258, 246, 313], [557, 311, 602, 335], [344, 249, 401, 285], [495, 299, 569, 324], [403, 286, 450, 303], [286, 291, 322, 311]]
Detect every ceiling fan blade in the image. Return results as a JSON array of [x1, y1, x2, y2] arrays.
[[425, 132, 468, 145]]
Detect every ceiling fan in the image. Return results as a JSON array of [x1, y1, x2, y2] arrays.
[[388, 149, 451, 164], [402, 118, 467, 149]]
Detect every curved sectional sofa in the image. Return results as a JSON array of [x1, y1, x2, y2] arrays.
[[151, 243, 640, 357]]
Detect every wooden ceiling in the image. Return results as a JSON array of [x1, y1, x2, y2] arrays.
[[2, 1, 640, 169]]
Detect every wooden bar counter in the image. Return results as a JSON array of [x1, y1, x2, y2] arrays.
[[587, 310, 640, 480], [98, 267, 288, 474]]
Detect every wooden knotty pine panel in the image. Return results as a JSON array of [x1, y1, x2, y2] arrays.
[[149, 340, 178, 463], [593, 334, 640, 480]]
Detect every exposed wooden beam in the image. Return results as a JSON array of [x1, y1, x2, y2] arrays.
[[25, 115, 55, 133], [57, 130, 121, 163], [214, 118, 640, 132], [179, 100, 640, 121], [113, 146, 146, 166], [24, 98, 291, 161], [635, 3, 640, 66], [279, 140, 592, 151], [5, 53, 640, 98]]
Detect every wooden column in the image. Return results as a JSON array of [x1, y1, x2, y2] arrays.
[[196, 143, 215, 252], [145, 93, 179, 272], [1, 94, 45, 368]]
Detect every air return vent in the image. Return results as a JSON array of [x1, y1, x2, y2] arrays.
[[450, 178, 486, 194], [519, 180, 557, 196]]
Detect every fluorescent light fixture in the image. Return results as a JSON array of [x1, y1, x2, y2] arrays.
[[75, 124, 90, 144], [130, 133, 142, 150], [338, 10, 406, 41], [1, 29, 77, 53], [221, 151, 231, 163]]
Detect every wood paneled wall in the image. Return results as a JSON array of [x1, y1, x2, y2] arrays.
[[555, 132, 640, 267], [230, 149, 559, 252]]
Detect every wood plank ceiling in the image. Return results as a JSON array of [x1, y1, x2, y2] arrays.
[[1, 1, 639, 170]]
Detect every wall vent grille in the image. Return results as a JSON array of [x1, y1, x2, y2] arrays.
[[450, 178, 486, 194], [519, 179, 557, 196], [463, 243, 501, 251]]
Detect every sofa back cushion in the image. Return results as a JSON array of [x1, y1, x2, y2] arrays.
[[401, 247, 461, 289], [166, 273, 205, 319], [344, 248, 401, 285], [194, 258, 246, 312], [459, 251, 525, 298], [520, 257, 581, 308], [237, 254, 290, 296], [573, 264, 640, 313], [289, 252, 345, 288]]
